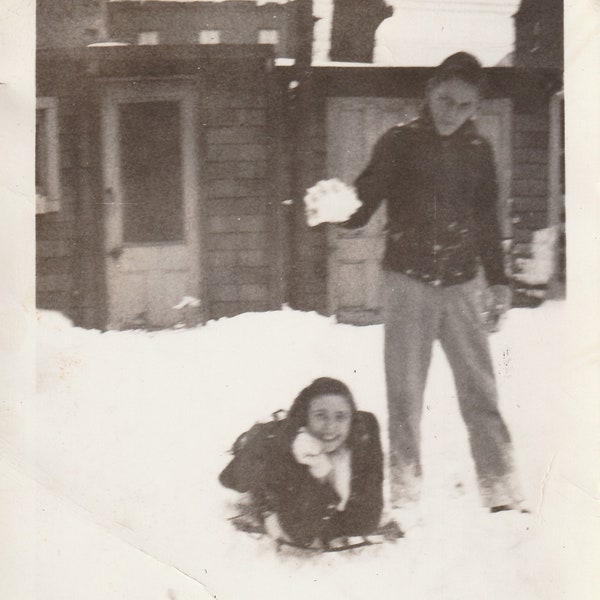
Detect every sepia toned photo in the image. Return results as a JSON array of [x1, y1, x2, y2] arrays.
[[2, 1, 599, 599]]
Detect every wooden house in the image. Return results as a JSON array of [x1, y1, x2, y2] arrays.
[[37, 0, 110, 48], [514, 0, 563, 70], [279, 64, 563, 322], [107, 0, 299, 57], [36, 42, 562, 328], [36, 0, 300, 55], [36, 45, 285, 329], [512, 0, 564, 300]]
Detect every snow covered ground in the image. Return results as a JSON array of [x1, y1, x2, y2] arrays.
[[4, 300, 597, 599]]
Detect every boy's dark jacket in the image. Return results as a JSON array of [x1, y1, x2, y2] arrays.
[[220, 411, 383, 547], [344, 112, 509, 287]]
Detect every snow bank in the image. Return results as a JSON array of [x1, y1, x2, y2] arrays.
[[513, 226, 560, 286], [31, 303, 571, 599]]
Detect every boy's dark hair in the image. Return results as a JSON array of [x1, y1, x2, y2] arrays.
[[288, 377, 357, 428], [429, 51, 487, 93]]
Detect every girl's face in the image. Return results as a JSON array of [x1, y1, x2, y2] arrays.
[[427, 78, 480, 137], [306, 394, 353, 453]]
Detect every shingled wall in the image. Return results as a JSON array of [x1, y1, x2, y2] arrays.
[[511, 108, 550, 259], [201, 81, 282, 318], [286, 89, 330, 315], [36, 60, 106, 329], [36, 47, 284, 328]]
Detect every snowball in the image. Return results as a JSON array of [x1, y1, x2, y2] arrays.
[[303, 178, 362, 227]]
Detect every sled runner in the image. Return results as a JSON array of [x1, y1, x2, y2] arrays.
[[228, 511, 403, 554]]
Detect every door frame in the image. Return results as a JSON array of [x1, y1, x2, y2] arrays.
[[101, 78, 203, 328], [547, 89, 565, 293]]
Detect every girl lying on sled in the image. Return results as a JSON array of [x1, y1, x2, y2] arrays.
[[220, 377, 401, 551]]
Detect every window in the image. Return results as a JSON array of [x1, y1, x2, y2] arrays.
[[119, 101, 184, 243], [258, 29, 279, 45], [36, 97, 60, 214], [138, 31, 160, 45], [198, 30, 221, 45]]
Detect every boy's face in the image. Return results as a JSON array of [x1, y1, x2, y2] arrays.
[[427, 78, 480, 137]]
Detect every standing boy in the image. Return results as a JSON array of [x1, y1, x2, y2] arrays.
[[341, 52, 524, 528]]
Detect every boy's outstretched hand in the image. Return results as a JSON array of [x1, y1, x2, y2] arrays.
[[304, 178, 362, 227]]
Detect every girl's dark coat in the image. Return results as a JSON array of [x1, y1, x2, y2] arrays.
[[226, 411, 384, 547]]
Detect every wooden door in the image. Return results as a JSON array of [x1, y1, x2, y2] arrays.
[[326, 98, 420, 324], [326, 97, 512, 325], [102, 81, 201, 330]]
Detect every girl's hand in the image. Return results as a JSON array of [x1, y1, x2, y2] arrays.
[[292, 430, 332, 479], [263, 512, 291, 543], [292, 429, 324, 460]]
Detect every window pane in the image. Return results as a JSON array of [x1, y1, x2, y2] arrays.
[[258, 29, 279, 45], [198, 30, 220, 44], [119, 101, 183, 243], [138, 31, 159, 45]]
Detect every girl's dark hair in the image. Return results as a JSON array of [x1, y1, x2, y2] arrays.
[[288, 377, 357, 428], [429, 51, 486, 93]]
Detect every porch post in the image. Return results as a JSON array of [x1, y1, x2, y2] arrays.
[[286, 0, 315, 307]]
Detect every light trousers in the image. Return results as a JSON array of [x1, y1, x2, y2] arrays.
[[382, 271, 522, 508]]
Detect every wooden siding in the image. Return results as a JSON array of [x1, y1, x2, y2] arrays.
[[35, 98, 75, 305], [287, 90, 330, 315], [36, 58, 107, 329], [200, 76, 282, 319], [510, 109, 550, 262], [36, 47, 282, 328], [37, 0, 108, 48], [514, 0, 563, 70], [108, 1, 297, 58]]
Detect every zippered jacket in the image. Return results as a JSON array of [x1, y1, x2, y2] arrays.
[[343, 112, 509, 287]]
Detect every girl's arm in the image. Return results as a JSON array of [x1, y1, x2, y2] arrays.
[[337, 412, 384, 536], [261, 444, 340, 547]]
